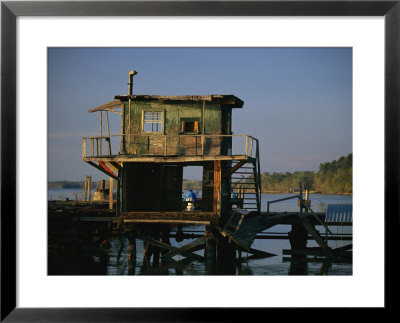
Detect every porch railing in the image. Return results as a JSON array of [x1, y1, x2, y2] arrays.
[[82, 134, 259, 159]]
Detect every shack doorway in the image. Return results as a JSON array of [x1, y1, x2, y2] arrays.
[[162, 165, 183, 211]]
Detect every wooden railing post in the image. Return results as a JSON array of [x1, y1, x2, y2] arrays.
[[106, 111, 111, 155], [82, 139, 86, 159], [245, 135, 249, 156], [90, 138, 94, 157]]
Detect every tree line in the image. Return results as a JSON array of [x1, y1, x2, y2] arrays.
[[260, 153, 352, 195], [49, 154, 352, 195]]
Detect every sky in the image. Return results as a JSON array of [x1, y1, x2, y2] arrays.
[[48, 47, 352, 181]]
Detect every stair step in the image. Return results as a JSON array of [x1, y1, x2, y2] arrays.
[[233, 171, 255, 174], [232, 167, 254, 169]]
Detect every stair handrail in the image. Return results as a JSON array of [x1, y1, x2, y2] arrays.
[[255, 139, 262, 211]]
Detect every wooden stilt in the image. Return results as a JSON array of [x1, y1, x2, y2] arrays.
[[204, 228, 216, 275], [84, 175, 88, 202], [109, 177, 113, 210], [288, 222, 308, 250], [161, 225, 171, 255], [204, 227, 216, 260], [128, 234, 136, 261], [152, 228, 161, 268], [143, 241, 152, 267], [88, 176, 92, 203]]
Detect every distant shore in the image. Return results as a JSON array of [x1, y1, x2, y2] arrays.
[[262, 190, 352, 196], [49, 181, 352, 196]]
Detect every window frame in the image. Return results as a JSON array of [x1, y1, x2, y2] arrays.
[[141, 110, 165, 133]]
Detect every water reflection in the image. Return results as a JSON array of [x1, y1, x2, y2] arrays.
[[49, 236, 351, 276], [48, 192, 352, 276]]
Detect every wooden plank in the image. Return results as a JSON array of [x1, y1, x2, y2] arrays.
[[213, 160, 221, 215], [161, 236, 208, 258], [82, 139, 86, 159], [300, 217, 333, 258], [83, 155, 252, 163], [122, 211, 216, 218], [109, 177, 113, 210], [136, 234, 203, 260], [122, 211, 214, 225], [88, 99, 123, 113], [104, 161, 119, 174], [100, 111, 103, 155], [77, 217, 118, 222], [123, 219, 211, 225], [98, 161, 117, 178], [87, 161, 118, 180], [120, 103, 125, 154], [90, 138, 94, 157], [106, 111, 111, 155]]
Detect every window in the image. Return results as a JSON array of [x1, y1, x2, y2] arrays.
[[142, 111, 163, 132], [181, 120, 200, 133]]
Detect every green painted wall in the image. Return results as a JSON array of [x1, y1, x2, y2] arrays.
[[121, 100, 228, 155]]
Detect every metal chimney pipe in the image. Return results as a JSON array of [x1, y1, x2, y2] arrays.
[[128, 70, 138, 95]]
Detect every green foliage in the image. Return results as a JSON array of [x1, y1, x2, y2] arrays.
[[261, 153, 352, 195], [48, 181, 84, 189], [182, 179, 202, 190]]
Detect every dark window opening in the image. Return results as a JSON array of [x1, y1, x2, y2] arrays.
[[181, 120, 199, 133]]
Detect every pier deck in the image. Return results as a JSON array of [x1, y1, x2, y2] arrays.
[[121, 211, 218, 225]]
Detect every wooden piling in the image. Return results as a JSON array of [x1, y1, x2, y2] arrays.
[[288, 222, 308, 250], [128, 234, 137, 261], [161, 225, 171, 255], [87, 175, 92, 203], [109, 177, 113, 210], [204, 227, 216, 257], [84, 175, 88, 202]]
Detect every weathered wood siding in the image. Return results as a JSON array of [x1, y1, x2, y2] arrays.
[[121, 100, 231, 156]]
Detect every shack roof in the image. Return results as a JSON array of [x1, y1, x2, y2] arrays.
[[88, 94, 244, 113]]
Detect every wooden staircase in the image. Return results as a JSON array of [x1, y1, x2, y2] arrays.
[[230, 144, 262, 213]]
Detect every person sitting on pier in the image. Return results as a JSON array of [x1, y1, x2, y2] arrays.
[[184, 189, 197, 211]]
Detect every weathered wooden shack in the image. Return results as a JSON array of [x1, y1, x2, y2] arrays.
[[82, 71, 262, 269], [82, 71, 261, 226]]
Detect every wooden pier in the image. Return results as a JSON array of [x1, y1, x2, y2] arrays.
[[49, 199, 352, 267]]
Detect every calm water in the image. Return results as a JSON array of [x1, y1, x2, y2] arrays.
[[48, 189, 352, 275]]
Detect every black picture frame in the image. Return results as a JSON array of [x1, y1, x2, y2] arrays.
[[1, 0, 398, 321]]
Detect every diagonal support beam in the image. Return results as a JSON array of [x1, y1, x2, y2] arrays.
[[162, 236, 208, 258], [104, 161, 119, 174], [136, 233, 203, 260], [223, 160, 247, 179], [300, 217, 333, 258], [98, 161, 117, 178], [87, 161, 118, 180]]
